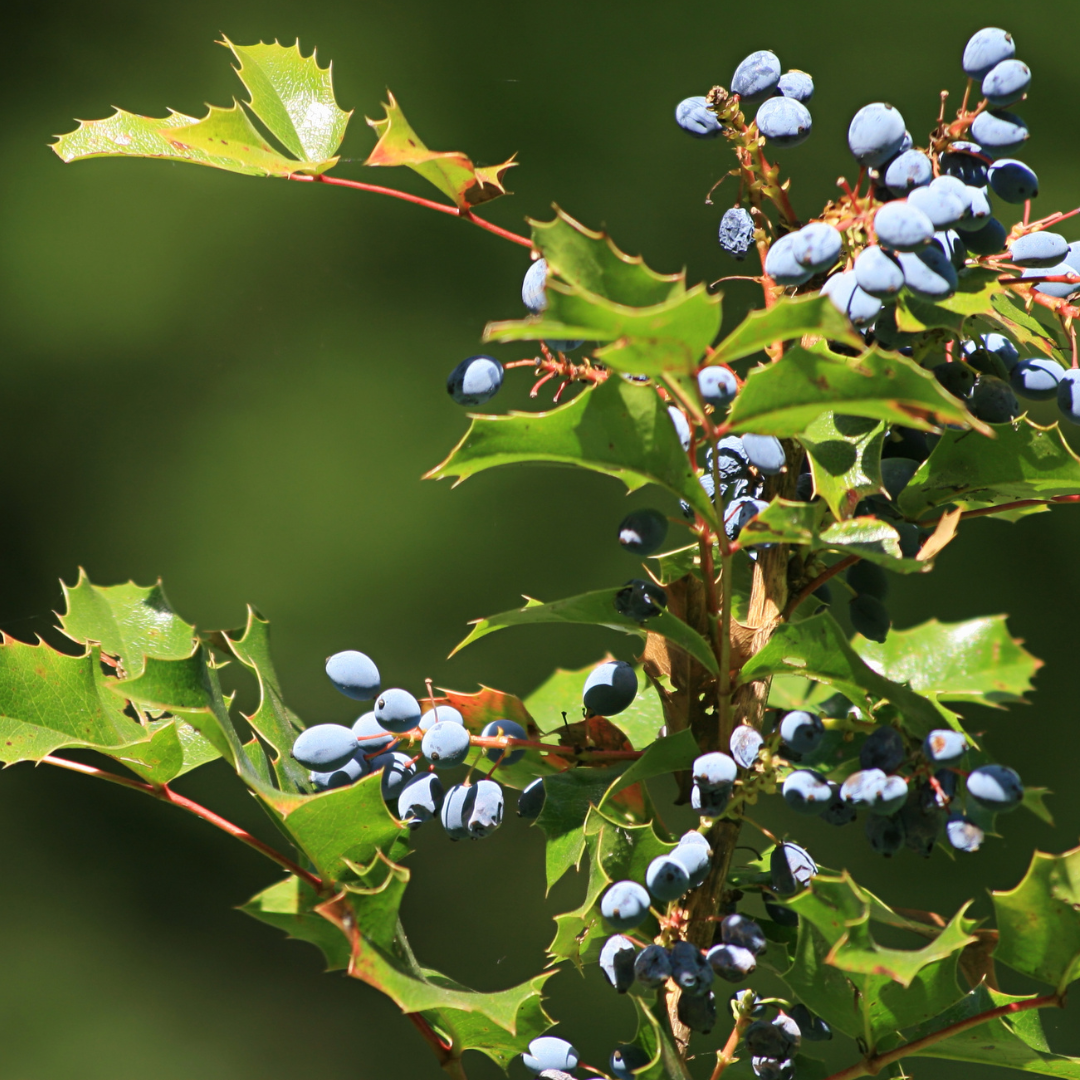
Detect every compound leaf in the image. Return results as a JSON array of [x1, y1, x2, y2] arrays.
[[711, 295, 864, 365], [365, 92, 515, 209], [799, 413, 887, 520], [224, 37, 350, 162], [856, 616, 1041, 708], [426, 377, 715, 523], [726, 346, 985, 437]]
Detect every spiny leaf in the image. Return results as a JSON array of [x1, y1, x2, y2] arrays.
[[242, 874, 353, 970], [899, 417, 1080, 520], [894, 268, 1003, 335], [993, 845, 1080, 994], [115, 717, 220, 784], [531, 207, 685, 307], [364, 92, 515, 209], [599, 728, 699, 808], [426, 377, 716, 524], [452, 588, 718, 675], [855, 616, 1041, 708], [799, 413, 887, 520], [223, 37, 351, 162], [726, 345, 987, 437], [711, 294, 864, 365]]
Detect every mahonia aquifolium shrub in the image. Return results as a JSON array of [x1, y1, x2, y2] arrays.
[[30, 23, 1080, 1080]]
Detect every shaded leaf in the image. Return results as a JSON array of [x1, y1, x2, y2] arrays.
[[600, 729, 699, 808], [115, 717, 220, 784], [426, 377, 716, 523], [242, 873, 352, 970], [365, 92, 515, 209], [895, 269, 1002, 335], [799, 413, 887, 520], [711, 295, 864, 365]]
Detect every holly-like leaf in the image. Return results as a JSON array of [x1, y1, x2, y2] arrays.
[[899, 417, 1080, 520], [738, 612, 945, 736], [484, 281, 721, 377], [426, 377, 715, 523], [242, 873, 352, 970], [223, 37, 350, 162], [894, 269, 1003, 335], [993, 846, 1080, 994], [726, 346, 986, 437], [115, 717, 220, 784], [905, 983, 1080, 1077], [365, 92, 515, 210], [451, 588, 718, 675], [799, 413, 887, 520], [531, 208, 685, 307], [625, 996, 678, 1080], [989, 293, 1064, 359], [856, 616, 1041, 708], [600, 729, 698, 809], [711, 295, 864, 365]]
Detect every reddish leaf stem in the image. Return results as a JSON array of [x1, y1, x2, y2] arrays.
[[39, 754, 324, 891], [287, 174, 532, 247], [820, 991, 1063, 1080], [781, 554, 859, 620]]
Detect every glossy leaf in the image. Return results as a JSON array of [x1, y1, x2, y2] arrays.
[[711, 295, 864, 365], [532, 208, 685, 307], [895, 269, 1002, 335], [726, 345, 985, 437], [365, 92, 515, 209], [600, 729, 698, 808], [242, 873, 352, 970], [993, 846, 1080, 994], [116, 717, 220, 784], [224, 37, 350, 162], [451, 588, 718, 675], [426, 377, 716, 523], [899, 418, 1080, 519], [990, 293, 1064, 359], [799, 413, 887, 520], [58, 571, 196, 678], [856, 616, 1040, 708]]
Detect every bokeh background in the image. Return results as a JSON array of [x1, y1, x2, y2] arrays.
[[2, 1, 1079, 1076]]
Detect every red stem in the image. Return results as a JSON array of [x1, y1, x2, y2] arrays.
[[287, 174, 532, 247], [782, 554, 859, 620], [39, 754, 324, 891]]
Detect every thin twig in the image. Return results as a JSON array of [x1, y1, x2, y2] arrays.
[[782, 555, 858, 620]]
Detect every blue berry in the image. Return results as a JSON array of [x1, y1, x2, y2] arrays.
[[840, 768, 888, 809], [765, 233, 812, 286], [783, 770, 833, 814], [778, 70, 814, 102], [599, 934, 637, 992], [1057, 369, 1080, 424], [855, 246, 905, 298], [884, 150, 933, 196], [374, 750, 416, 803], [987, 158, 1038, 202], [746, 1017, 799, 1058], [522, 1037, 579, 1076], [860, 726, 905, 771], [634, 944, 673, 987], [610, 1046, 650, 1080], [670, 941, 713, 995], [970, 375, 1019, 424], [522, 258, 548, 313], [708, 944, 757, 981], [732, 50, 782, 103], [968, 333, 1019, 371], [677, 989, 716, 1033], [618, 508, 669, 555], [790, 223, 842, 273], [719, 207, 757, 260], [646, 855, 691, 901], [1024, 262, 1080, 300], [326, 650, 380, 700], [946, 814, 985, 853], [693, 751, 738, 792], [1011, 232, 1069, 267], [870, 774, 909, 816], [692, 782, 731, 816], [897, 246, 958, 300], [865, 812, 905, 855], [447, 355, 504, 406], [752, 1058, 795, 1080], [1010, 357, 1062, 400], [756, 97, 812, 148], [671, 835, 712, 887], [439, 782, 475, 839], [353, 710, 397, 754], [422, 720, 472, 768], [706, 435, 753, 482], [967, 764, 1024, 811], [517, 777, 546, 818], [601, 880, 652, 930], [847, 102, 907, 166], [957, 217, 1008, 255], [971, 110, 1028, 153], [907, 176, 971, 229], [963, 28, 1016, 79], [467, 778, 504, 837], [874, 201, 935, 251], [398, 772, 444, 828], [764, 899, 799, 926], [310, 750, 368, 791], [770, 841, 817, 895], [375, 688, 423, 733], [821, 784, 857, 825], [481, 719, 527, 765], [583, 660, 638, 716], [967, 186, 992, 220], [789, 1004, 831, 1041], [721, 913, 767, 955], [934, 229, 968, 272], [779, 710, 825, 754], [923, 729, 968, 764], [668, 405, 692, 450], [730, 725, 764, 769], [724, 496, 770, 541], [983, 59, 1031, 106], [292, 724, 358, 771], [880, 456, 920, 500], [940, 142, 989, 186], [934, 362, 976, 398], [615, 578, 668, 622], [821, 270, 882, 326], [742, 433, 786, 474], [698, 365, 739, 408], [675, 96, 721, 138], [418, 704, 464, 732]]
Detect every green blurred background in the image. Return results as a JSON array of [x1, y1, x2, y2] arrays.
[[3, 1, 1080, 1076]]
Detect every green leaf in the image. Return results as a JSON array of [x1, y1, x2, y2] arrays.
[[242, 874, 352, 970], [898, 417, 1080, 519], [451, 588, 718, 675], [738, 612, 946, 736], [600, 729, 699, 808], [426, 377, 716, 524], [531, 208, 685, 307], [894, 269, 1003, 335], [726, 346, 985, 437], [364, 92, 515, 210], [989, 294, 1063, 359], [799, 413, 887, 520], [855, 616, 1040, 708], [115, 717, 220, 784], [906, 984, 1080, 1077], [223, 37, 351, 162], [993, 845, 1080, 994], [628, 996, 687, 1080], [58, 571, 197, 678], [711, 295, 864, 365]]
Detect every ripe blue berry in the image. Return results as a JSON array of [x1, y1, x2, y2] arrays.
[[967, 764, 1024, 811], [765, 234, 812, 286], [618, 508, 669, 555], [778, 70, 814, 102], [855, 246, 905, 298], [971, 376, 1020, 423], [988, 158, 1038, 202], [671, 836, 711, 887], [375, 688, 423, 733], [692, 782, 730, 816], [860, 726, 905, 771], [865, 812, 906, 855], [745, 1017, 799, 1059], [841, 768, 888, 809], [783, 769, 833, 814], [634, 944, 673, 987], [374, 750, 416, 803], [698, 365, 739, 408], [419, 704, 465, 732], [850, 595, 891, 642], [1011, 232, 1069, 267], [752, 1057, 795, 1080], [971, 110, 1028, 153], [599, 934, 637, 992], [325, 650, 380, 700], [678, 989, 716, 1033], [963, 28, 1016, 79], [730, 725, 764, 769], [1057, 370, 1080, 425], [353, 710, 397, 755], [668, 405, 692, 450], [675, 96, 722, 138], [957, 217, 1008, 256], [292, 724, 358, 771], [1024, 262, 1080, 300], [847, 103, 907, 166], [708, 943, 757, 981], [821, 784, 857, 826], [821, 270, 882, 326], [756, 97, 812, 148], [923, 729, 968, 764], [646, 855, 690, 901], [908, 176, 971, 229], [481, 719, 527, 765], [517, 777, 546, 819], [670, 941, 713, 995], [310, 750, 368, 791], [764, 899, 799, 927], [947, 814, 985, 852], [790, 223, 842, 274], [693, 752, 738, 792], [447, 355, 504, 406], [940, 141, 989, 186], [884, 150, 933, 196], [870, 774, 909, 816], [610, 1045, 651, 1080], [742, 434, 786, 475], [897, 245, 959, 300], [732, 50, 782, 103], [789, 1003, 831, 1041], [522, 259, 549, 313], [522, 1037, 579, 1076], [779, 710, 825, 754], [983, 59, 1031, 106], [719, 207, 756, 260], [440, 782, 475, 840], [601, 880, 652, 931], [1010, 357, 1062, 400], [422, 721, 472, 768], [770, 841, 817, 895], [721, 913, 767, 955], [967, 186, 992, 220], [615, 578, 668, 622], [874, 201, 935, 251], [467, 778, 504, 837], [398, 772, 444, 828], [583, 660, 638, 716]]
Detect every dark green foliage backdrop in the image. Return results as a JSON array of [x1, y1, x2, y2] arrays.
[[2, 1, 1079, 1076]]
